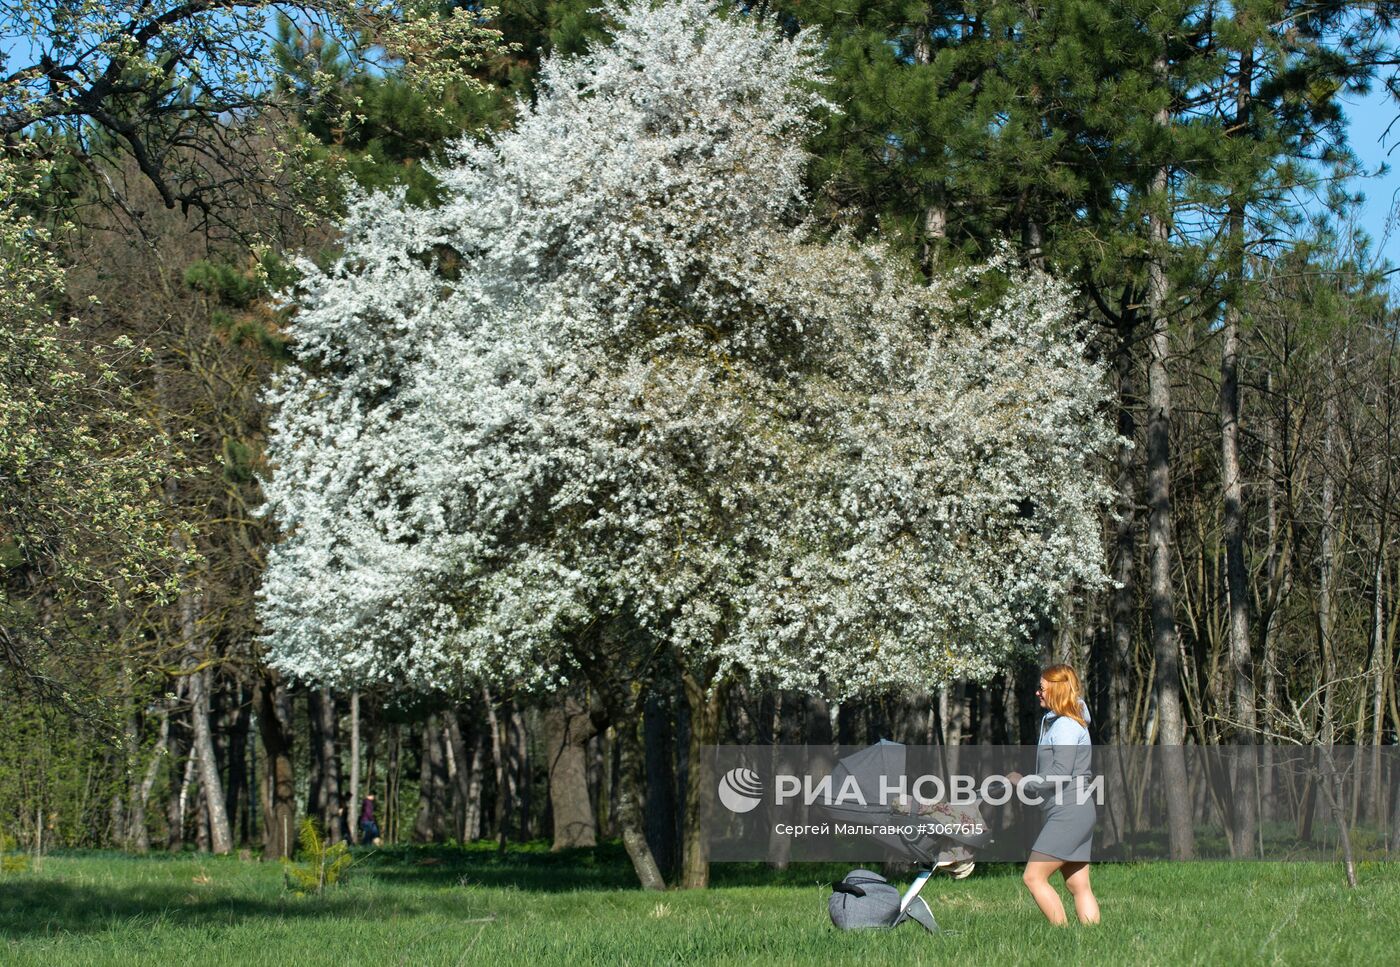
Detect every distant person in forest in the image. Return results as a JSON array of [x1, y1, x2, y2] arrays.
[[359, 793, 382, 846], [1007, 663, 1101, 926], [336, 803, 353, 844]]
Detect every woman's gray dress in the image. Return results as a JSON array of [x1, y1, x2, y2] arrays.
[[1024, 705, 1095, 862]]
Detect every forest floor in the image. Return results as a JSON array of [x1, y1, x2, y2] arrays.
[[0, 843, 1396, 965]]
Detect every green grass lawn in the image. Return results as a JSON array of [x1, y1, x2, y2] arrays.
[[1, 844, 1396, 966]]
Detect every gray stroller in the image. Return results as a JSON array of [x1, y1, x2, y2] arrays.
[[824, 740, 992, 932]]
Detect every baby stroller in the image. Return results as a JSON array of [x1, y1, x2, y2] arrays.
[[823, 740, 993, 931]]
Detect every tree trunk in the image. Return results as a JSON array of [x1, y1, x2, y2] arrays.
[[508, 705, 529, 841], [129, 718, 167, 853], [349, 690, 361, 845], [911, 29, 947, 272], [224, 685, 251, 847], [465, 728, 486, 842], [185, 656, 232, 853], [644, 689, 678, 874], [129, 686, 175, 852], [575, 627, 666, 889], [679, 666, 726, 889], [173, 744, 196, 851], [595, 728, 617, 839], [1222, 202, 1258, 856], [1146, 96, 1195, 859], [1259, 368, 1291, 819], [1319, 392, 1339, 746], [616, 710, 667, 891], [483, 686, 506, 851], [1370, 533, 1390, 821], [307, 687, 340, 841], [938, 681, 969, 745], [386, 723, 403, 843], [1109, 309, 1139, 743], [444, 709, 473, 842], [255, 670, 297, 860], [546, 690, 598, 850], [414, 715, 449, 842], [119, 662, 142, 853], [166, 712, 188, 852]]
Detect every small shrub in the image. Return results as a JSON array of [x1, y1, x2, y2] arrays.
[[282, 818, 352, 896], [0, 832, 29, 874]]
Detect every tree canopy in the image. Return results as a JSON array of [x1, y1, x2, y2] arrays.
[[260, 0, 1118, 700]]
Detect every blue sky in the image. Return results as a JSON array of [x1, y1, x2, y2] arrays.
[[1337, 85, 1399, 267], [5, 11, 1395, 270]]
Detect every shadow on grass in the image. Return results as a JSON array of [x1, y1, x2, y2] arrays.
[[361, 842, 1028, 890], [0, 842, 633, 937], [0, 842, 1033, 938], [0, 879, 425, 938], [359, 841, 639, 890]]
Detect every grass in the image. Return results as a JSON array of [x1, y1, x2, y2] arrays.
[[1, 843, 1397, 965]]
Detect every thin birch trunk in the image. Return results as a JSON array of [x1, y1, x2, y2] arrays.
[[465, 728, 485, 842], [912, 28, 946, 272], [1319, 392, 1339, 746], [445, 710, 473, 842], [1146, 75, 1194, 858], [1222, 202, 1257, 855], [174, 745, 196, 850], [483, 686, 506, 852], [129, 702, 171, 853], [349, 690, 361, 845]]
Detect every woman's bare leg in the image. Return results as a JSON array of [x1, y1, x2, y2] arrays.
[[1022, 855, 1068, 925], [1061, 862, 1100, 924]]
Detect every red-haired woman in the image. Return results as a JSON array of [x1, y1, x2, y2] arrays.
[[1008, 664, 1101, 925]]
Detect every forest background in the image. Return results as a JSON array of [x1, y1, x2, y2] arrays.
[[3, 0, 1400, 891]]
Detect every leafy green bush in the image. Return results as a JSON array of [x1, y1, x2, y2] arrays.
[[0, 831, 29, 874]]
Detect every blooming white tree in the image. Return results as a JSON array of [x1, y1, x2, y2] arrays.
[[260, 0, 1117, 886]]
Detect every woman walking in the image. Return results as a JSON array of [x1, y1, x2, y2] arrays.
[[359, 793, 383, 846], [1008, 663, 1101, 925]]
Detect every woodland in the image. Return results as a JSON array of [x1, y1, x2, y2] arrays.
[[2, 0, 1399, 893]]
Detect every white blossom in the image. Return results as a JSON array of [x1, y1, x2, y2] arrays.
[[259, 0, 1117, 699]]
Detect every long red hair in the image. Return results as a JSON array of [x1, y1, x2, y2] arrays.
[[1041, 664, 1086, 726]]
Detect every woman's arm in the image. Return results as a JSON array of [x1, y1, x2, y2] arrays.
[[1018, 720, 1087, 799]]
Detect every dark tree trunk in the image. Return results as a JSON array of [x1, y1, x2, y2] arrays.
[[224, 685, 251, 846], [414, 715, 450, 842], [644, 688, 678, 875], [576, 625, 666, 889], [386, 723, 403, 844], [445, 709, 474, 843], [546, 690, 599, 850], [508, 705, 529, 841], [679, 664, 726, 890], [1109, 309, 1140, 743], [307, 687, 340, 840], [616, 712, 666, 891], [255, 671, 297, 860], [166, 710, 189, 852], [483, 687, 506, 850]]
